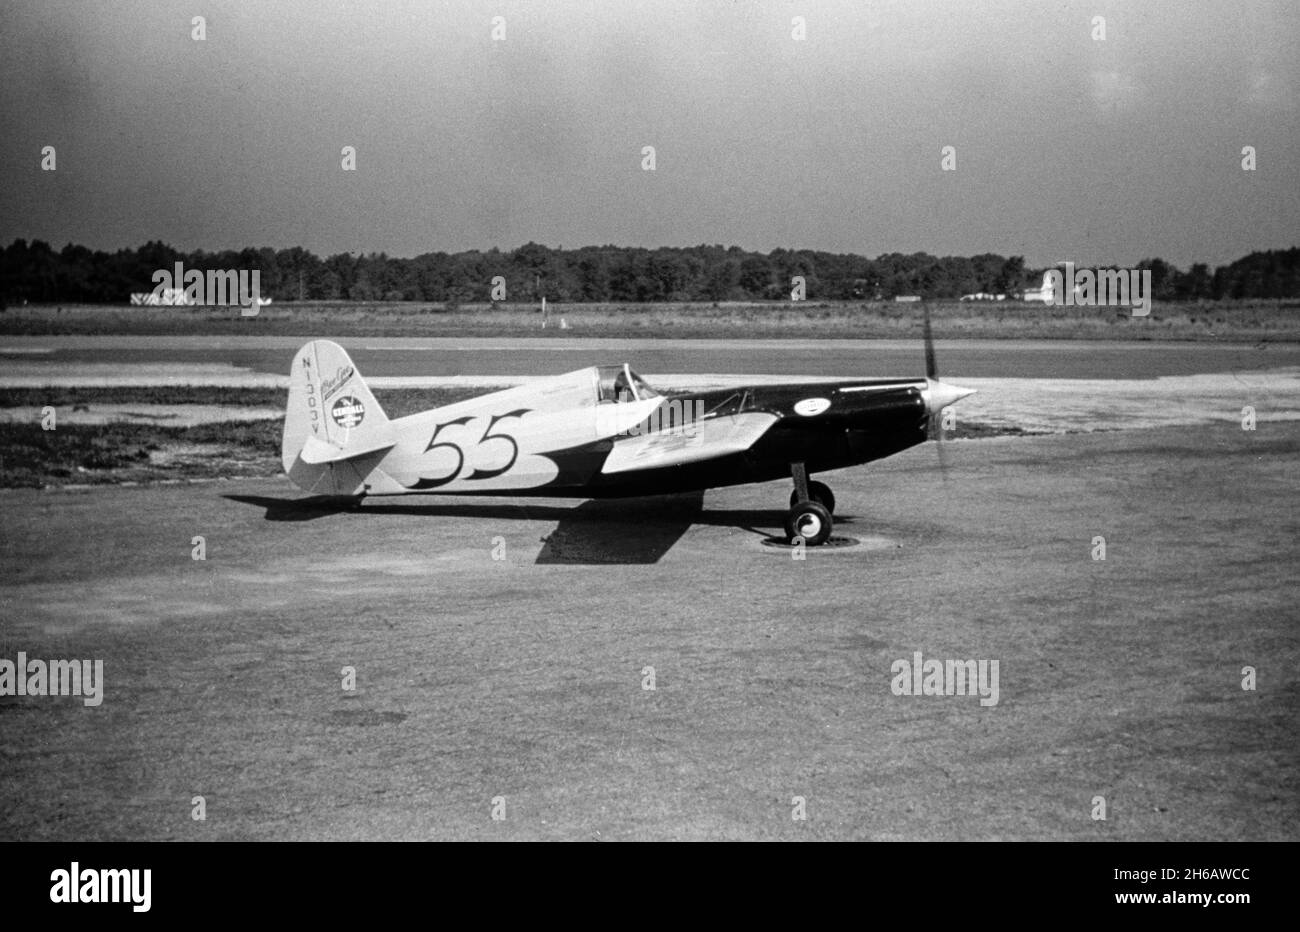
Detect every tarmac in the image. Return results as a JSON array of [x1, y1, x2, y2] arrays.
[[2, 417, 1295, 840]]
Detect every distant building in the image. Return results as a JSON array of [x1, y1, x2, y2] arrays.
[[128, 289, 271, 307], [961, 272, 1058, 303], [130, 288, 193, 306], [1019, 271, 1055, 303]]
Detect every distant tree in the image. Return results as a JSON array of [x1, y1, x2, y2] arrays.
[[994, 256, 1026, 294], [738, 255, 774, 297], [704, 259, 740, 301], [324, 253, 357, 298], [4, 239, 1298, 305], [1177, 263, 1212, 300], [1136, 258, 1178, 301]]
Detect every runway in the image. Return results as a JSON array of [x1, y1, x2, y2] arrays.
[[4, 335, 1299, 380], [2, 422, 1296, 840], [5, 335, 1299, 438]]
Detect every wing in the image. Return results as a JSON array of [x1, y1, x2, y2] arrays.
[[600, 412, 778, 475]]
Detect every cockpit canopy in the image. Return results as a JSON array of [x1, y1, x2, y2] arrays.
[[595, 364, 661, 404]]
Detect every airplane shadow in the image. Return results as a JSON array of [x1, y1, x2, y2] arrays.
[[222, 491, 833, 565]]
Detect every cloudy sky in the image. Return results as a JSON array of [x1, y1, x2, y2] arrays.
[[1, 0, 1295, 267]]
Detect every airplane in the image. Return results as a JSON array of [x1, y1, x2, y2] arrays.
[[280, 319, 975, 546]]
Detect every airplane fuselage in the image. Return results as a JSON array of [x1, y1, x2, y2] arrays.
[[281, 341, 972, 502]]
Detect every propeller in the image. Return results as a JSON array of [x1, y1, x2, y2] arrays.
[[923, 305, 948, 479], [923, 302, 939, 382], [920, 304, 976, 478]]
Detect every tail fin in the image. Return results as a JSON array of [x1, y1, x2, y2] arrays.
[[282, 340, 396, 492]]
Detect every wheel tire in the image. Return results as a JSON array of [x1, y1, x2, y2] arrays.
[[784, 501, 833, 546], [790, 480, 835, 515]]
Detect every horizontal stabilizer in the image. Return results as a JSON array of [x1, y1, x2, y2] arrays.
[[299, 433, 397, 465]]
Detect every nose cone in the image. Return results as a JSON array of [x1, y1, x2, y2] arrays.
[[922, 378, 976, 414]]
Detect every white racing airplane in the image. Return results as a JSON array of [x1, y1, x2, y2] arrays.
[[281, 321, 974, 545]]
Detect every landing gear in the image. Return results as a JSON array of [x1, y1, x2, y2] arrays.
[[789, 480, 835, 515], [784, 462, 835, 545]]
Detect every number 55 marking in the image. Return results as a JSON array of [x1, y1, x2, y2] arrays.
[[410, 415, 476, 489], [467, 408, 530, 480]]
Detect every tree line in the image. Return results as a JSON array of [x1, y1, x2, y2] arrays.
[[2, 238, 1297, 305]]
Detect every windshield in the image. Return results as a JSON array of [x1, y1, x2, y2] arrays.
[[629, 368, 661, 400], [596, 365, 660, 403]]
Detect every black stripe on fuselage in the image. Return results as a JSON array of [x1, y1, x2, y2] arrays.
[[530, 379, 929, 498]]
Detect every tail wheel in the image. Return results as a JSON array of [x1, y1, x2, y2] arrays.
[[790, 480, 835, 515], [785, 501, 833, 546]]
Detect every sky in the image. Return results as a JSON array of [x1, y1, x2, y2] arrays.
[[1, 0, 1296, 269]]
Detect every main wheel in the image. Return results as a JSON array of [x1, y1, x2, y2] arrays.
[[784, 501, 833, 546], [790, 480, 835, 515]]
